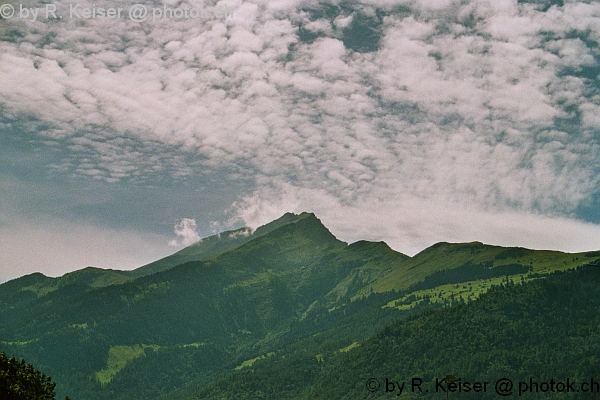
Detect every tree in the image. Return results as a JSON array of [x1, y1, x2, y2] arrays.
[[0, 351, 69, 400]]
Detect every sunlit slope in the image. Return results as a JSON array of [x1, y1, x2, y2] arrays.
[[359, 241, 597, 296], [0, 267, 133, 310]]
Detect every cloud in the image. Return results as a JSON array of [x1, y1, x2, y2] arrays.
[[230, 183, 600, 256], [1, 0, 599, 265], [168, 218, 201, 247], [228, 227, 252, 238]]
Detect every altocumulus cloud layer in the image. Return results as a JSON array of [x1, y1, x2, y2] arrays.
[[1, 0, 600, 279]]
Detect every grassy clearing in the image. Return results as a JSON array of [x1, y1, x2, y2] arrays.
[[95, 344, 160, 385], [223, 272, 274, 291], [0, 339, 38, 346], [381, 250, 596, 311], [384, 274, 537, 310], [132, 282, 170, 302], [20, 283, 59, 297], [179, 342, 206, 348], [339, 342, 360, 353], [234, 352, 276, 370]]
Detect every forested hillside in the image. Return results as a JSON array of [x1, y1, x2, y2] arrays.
[[1, 212, 598, 399], [195, 265, 600, 399]]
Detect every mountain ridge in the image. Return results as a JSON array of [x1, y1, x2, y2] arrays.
[[129, 212, 322, 277], [3, 212, 591, 287]]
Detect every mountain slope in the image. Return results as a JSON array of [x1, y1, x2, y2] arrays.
[[193, 264, 600, 400], [0, 267, 133, 312], [0, 213, 322, 311], [0, 212, 598, 400], [130, 212, 319, 277], [360, 241, 588, 296], [308, 265, 600, 399], [0, 213, 408, 399]]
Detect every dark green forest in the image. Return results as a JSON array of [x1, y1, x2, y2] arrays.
[[318, 265, 600, 399], [192, 265, 600, 399]]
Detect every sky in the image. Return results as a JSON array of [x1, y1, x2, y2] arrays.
[[1, 0, 600, 283]]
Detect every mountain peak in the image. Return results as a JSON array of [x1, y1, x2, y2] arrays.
[[415, 241, 489, 257], [346, 240, 410, 262], [257, 212, 345, 248], [132, 212, 328, 277], [252, 211, 316, 236]]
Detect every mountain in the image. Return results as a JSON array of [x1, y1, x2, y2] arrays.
[[0, 212, 321, 303], [361, 240, 583, 295], [0, 212, 598, 400], [0, 267, 132, 310], [130, 212, 318, 277]]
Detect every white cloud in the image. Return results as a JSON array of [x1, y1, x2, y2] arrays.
[[169, 218, 201, 247]]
